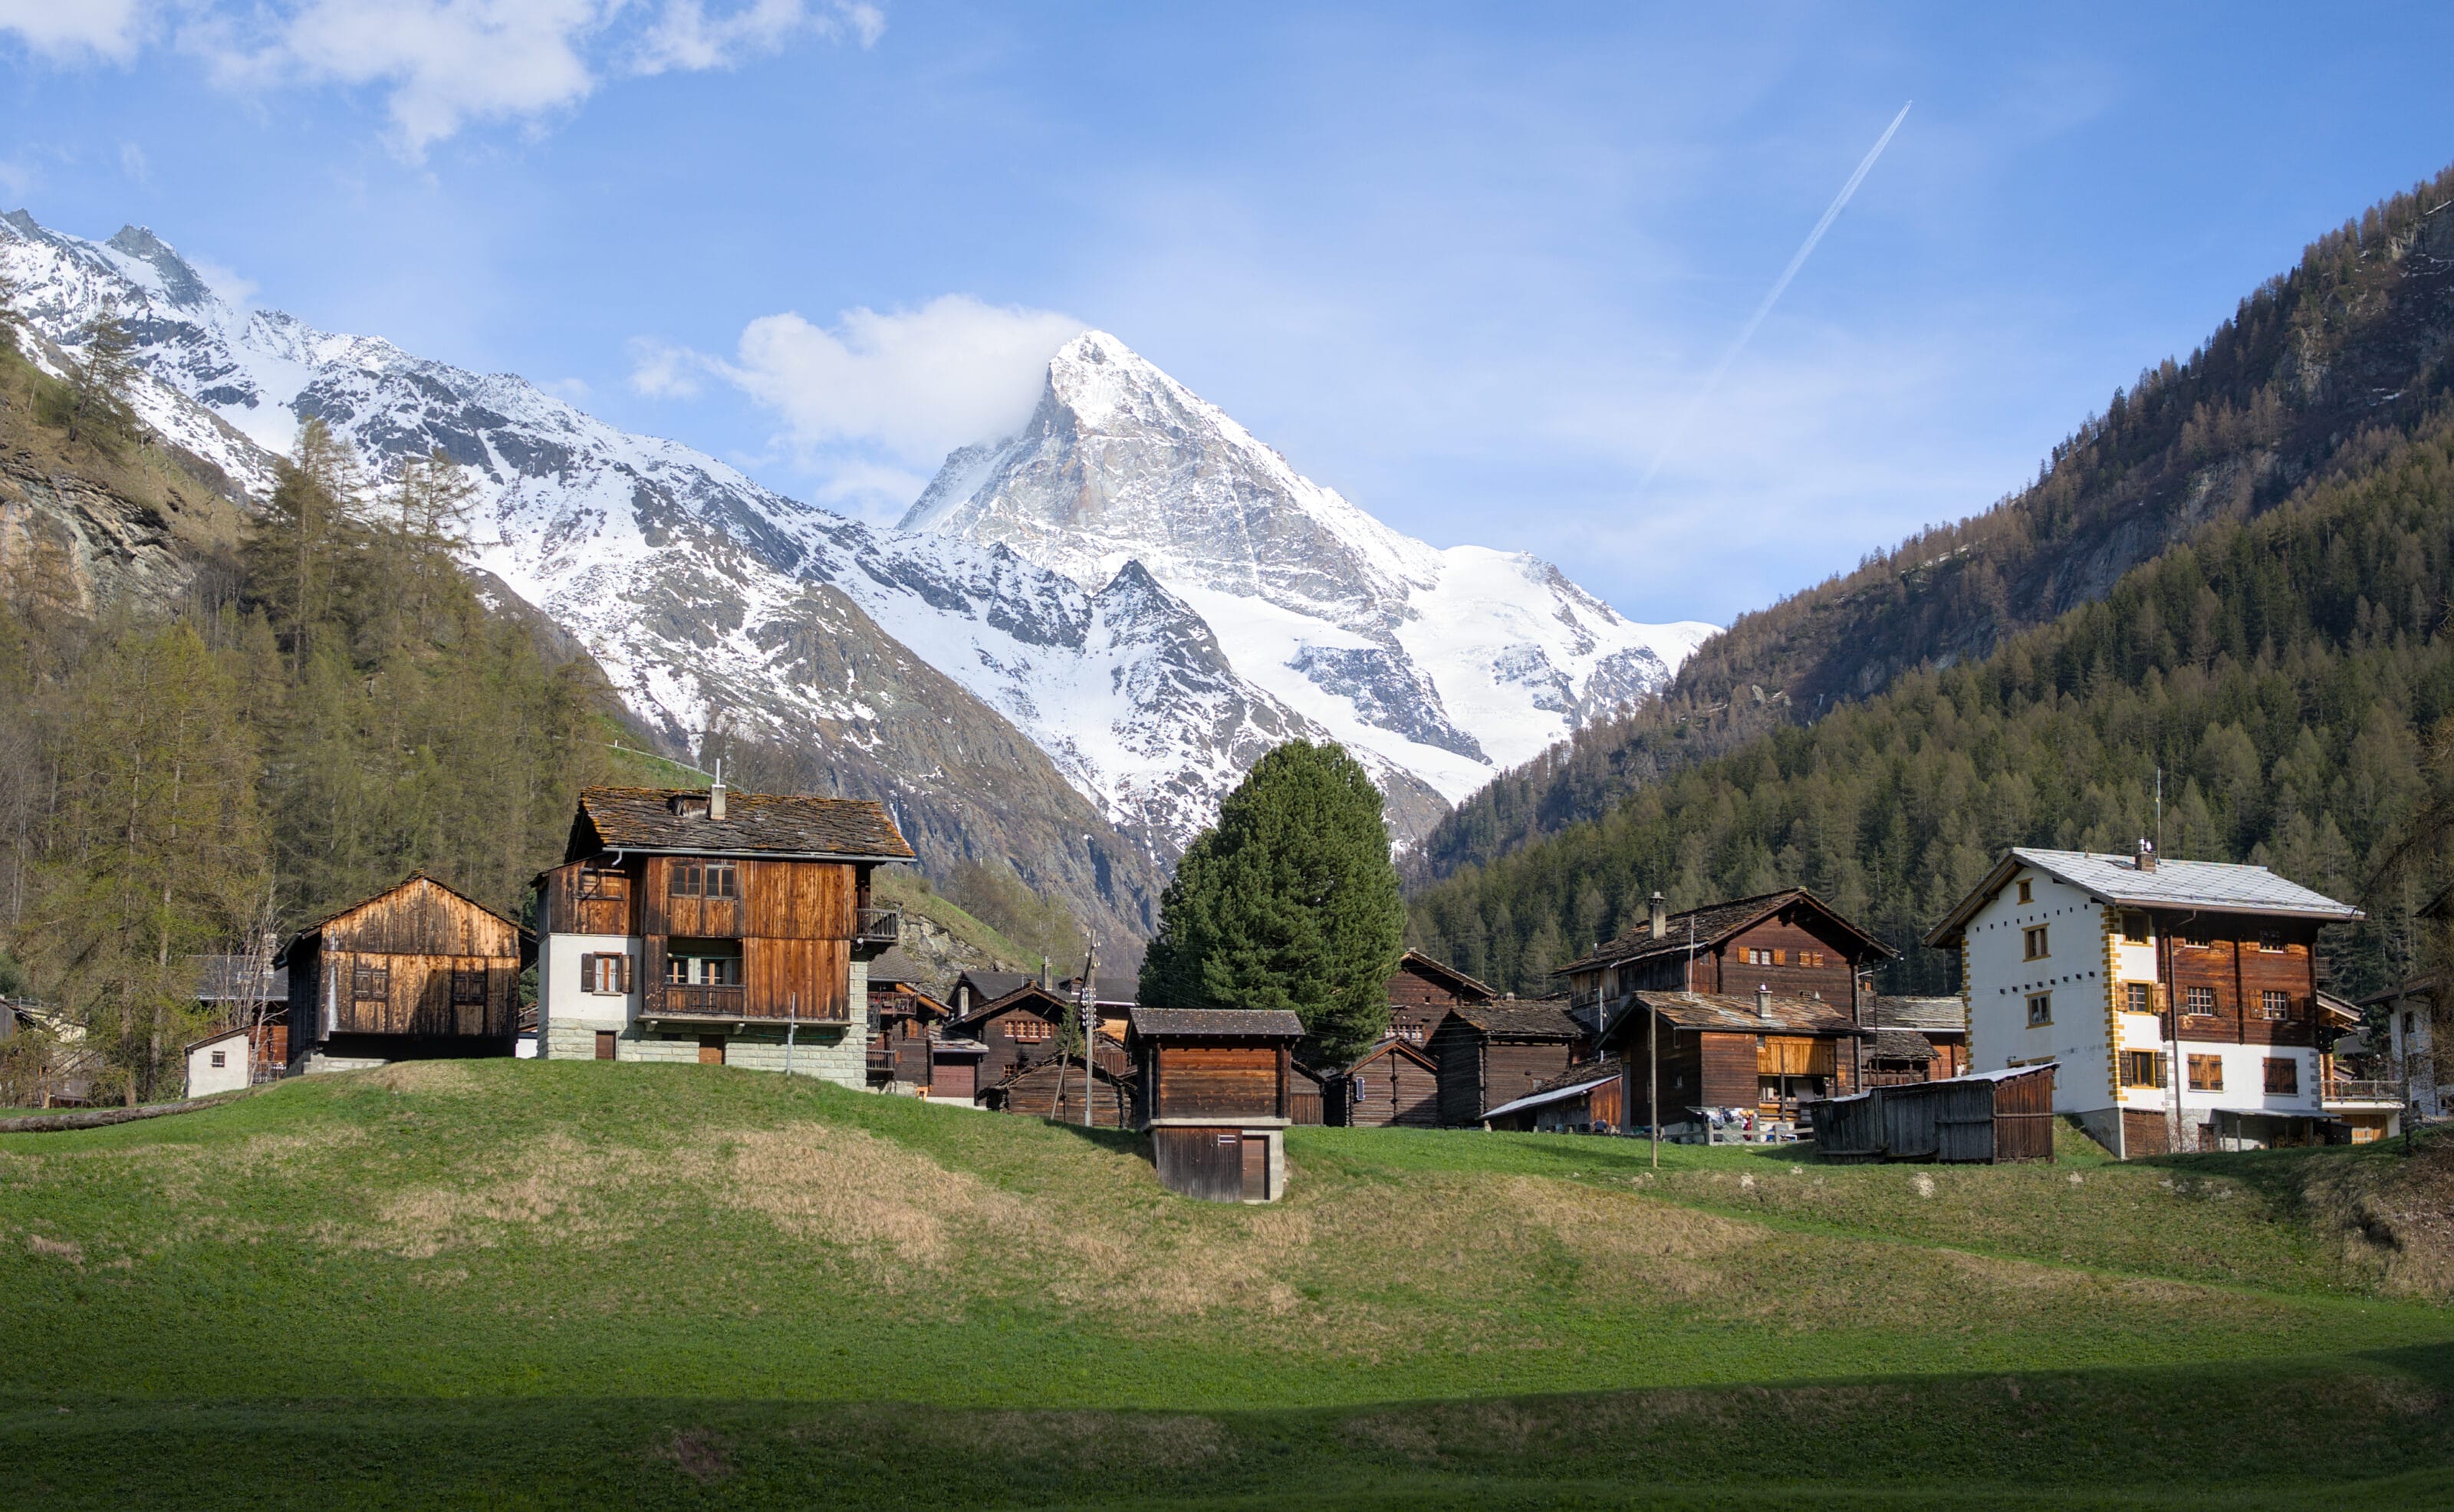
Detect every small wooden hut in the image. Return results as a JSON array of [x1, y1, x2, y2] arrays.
[[1805, 1063, 2058, 1164], [280, 873, 533, 1072], [1481, 1066, 1625, 1132], [981, 1050, 1133, 1127], [1127, 1007, 1306, 1202], [1324, 1037, 1442, 1127]]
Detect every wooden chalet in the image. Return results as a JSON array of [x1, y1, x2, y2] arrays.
[[949, 970, 1035, 1014], [1482, 1066, 1625, 1133], [1560, 888, 1895, 1017], [1322, 1036, 1442, 1127], [945, 981, 1127, 1099], [981, 1050, 1134, 1126], [1127, 1007, 1306, 1202], [1385, 949, 1494, 1044], [531, 780, 912, 1086], [865, 952, 955, 1093], [1804, 1063, 2058, 1164], [1860, 996, 1970, 1085], [279, 873, 533, 1073], [1599, 988, 1865, 1134], [1425, 999, 1594, 1127]]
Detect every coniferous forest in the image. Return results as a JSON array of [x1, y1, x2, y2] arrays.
[[0, 335, 614, 1102], [1410, 407, 2454, 1000]]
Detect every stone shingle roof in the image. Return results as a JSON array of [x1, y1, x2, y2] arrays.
[[1926, 847, 2363, 946], [1607, 990, 1861, 1040], [1442, 998, 1587, 1040], [571, 786, 913, 861], [1865, 996, 1967, 1034], [1127, 1007, 1306, 1040], [1559, 889, 1896, 975]]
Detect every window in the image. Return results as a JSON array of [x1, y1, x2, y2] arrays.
[[2016, 879, 2033, 904], [2188, 1054, 2224, 1092], [579, 868, 628, 899], [2258, 928, 2286, 953], [2179, 925, 2212, 949], [1008, 1017, 1052, 1043], [667, 860, 739, 899], [2118, 911, 2151, 942], [451, 966, 488, 1006], [665, 953, 739, 985], [2026, 992, 2052, 1027], [2184, 985, 2218, 1016], [2023, 925, 2049, 960], [581, 953, 630, 994], [2119, 1050, 2167, 1088], [2264, 1057, 2299, 1094], [1797, 950, 1826, 968], [1739, 946, 1776, 966], [2259, 990, 2291, 1021], [210, 1050, 227, 1069], [2407, 1011, 2419, 1037], [2125, 982, 2154, 1014], [350, 963, 390, 1001]]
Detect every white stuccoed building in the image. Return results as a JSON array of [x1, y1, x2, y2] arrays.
[[1927, 843, 2384, 1157]]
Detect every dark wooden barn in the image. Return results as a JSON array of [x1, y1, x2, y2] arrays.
[[945, 982, 1126, 1099], [1600, 988, 1867, 1134], [865, 956, 954, 1093], [1426, 1000, 1593, 1126], [1805, 1063, 2058, 1164], [1324, 1037, 1442, 1127], [1481, 1066, 1626, 1132], [1384, 949, 1494, 1044], [280, 873, 534, 1072], [1127, 1007, 1306, 1203], [981, 1050, 1134, 1127]]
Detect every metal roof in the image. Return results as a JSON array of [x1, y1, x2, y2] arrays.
[[1127, 1007, 1305, 1040], [1926, 849, 2363, 946], [1480, 1073, 1619, 1123]]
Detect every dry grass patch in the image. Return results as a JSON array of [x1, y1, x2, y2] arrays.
[[2310, 1142, 2454, 1300]]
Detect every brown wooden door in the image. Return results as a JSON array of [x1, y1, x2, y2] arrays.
[[595, 1031, 617, 1060], [699, 1035, 726, 1066], [1239, 1134, 1267, 1201]]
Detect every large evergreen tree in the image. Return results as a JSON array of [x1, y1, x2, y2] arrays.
[[1140, 739, 1403, 1063]]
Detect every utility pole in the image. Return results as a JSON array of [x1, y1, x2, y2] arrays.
[[1077, 938, 1097, 1128]]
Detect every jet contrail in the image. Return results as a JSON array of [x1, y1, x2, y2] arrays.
[[1637, 101, 1912, 495]]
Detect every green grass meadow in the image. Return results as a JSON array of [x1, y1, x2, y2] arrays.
[[4, 1061, 2449, 1507]]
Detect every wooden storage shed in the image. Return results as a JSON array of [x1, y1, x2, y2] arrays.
[[982, 1050, 1133, 1127], [280, 873, 533, 1072], [1805, 1063, 2058, 1164], [1127, 1007, 1306, 1203], [1426, 1000, 1593, 1126], [1324, 1036, 1442, 1127]]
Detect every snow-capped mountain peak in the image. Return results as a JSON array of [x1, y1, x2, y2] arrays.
[[904, 330, 1715, 801]]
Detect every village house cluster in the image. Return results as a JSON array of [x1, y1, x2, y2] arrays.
[[16, 781, 2438, 1195]]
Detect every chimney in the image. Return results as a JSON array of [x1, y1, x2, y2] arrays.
[[1756, 984, 1774, 1021], [1650, 892, 1667, 941], [2135, 837, 2156, 873], [709, 758, 727, 822]]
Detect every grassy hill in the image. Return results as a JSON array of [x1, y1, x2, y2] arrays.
[[5, 1062, 2451, 1507]]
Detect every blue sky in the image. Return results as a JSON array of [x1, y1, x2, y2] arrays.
[[5, 2, 2454, 628]]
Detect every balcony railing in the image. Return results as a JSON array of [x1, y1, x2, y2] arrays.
[[656, 983, 745, 1018], [854, 907, 902, 947], [2322, 1077, 2405, 1106]]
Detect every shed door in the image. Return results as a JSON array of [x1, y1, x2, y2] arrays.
[[1239, 1134, 1268, 1201], [699, 1035, 726, 1066]]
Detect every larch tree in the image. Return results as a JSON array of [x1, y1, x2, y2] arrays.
[[62, 311, 139, 449], [1139, 739, 1403, 1063]]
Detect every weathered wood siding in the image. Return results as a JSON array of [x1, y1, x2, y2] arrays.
[[1340, 1047, 1441, 1128], [1709, 916, 1860, 1001], [996, 1060, 1131, 1127], [1697, 1031, 1759, 1106], [1153, 1126, 1262, 1202], [2164, 920, 2320, 1048], [1431, 1022, 1484, 1126], [538, 860, 637, 936], [742, 936, 850, 1021], [1153, 1044, 1284, 1120], [306, 878, 525, 1040], [1386, 961, 1480, 1042]]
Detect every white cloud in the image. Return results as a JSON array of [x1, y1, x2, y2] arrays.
[[627, 337, 706, 399], [0, 0, 150, 63], [721, 295, 1080, 462], [0, 2, 886, 157], [118, 141, 150, 183]]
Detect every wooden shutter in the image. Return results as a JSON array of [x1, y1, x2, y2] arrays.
[[580, 955, 598, 994]]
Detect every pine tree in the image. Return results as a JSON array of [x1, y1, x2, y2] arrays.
[[1140, 739, 1403, 1063], [62, 311, 139, 449], [0, 269, 27, 360], [248, 418, 358, 672]]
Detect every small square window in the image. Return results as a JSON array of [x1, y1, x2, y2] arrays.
[[2024, 926, 2049, 961], [2119, 1050, 2166, 1088], [2016, 879, 2033, 904], [2259, 990, 2291, 1021], [2258, 929, 2286, 954], [2125, 982, 2153, 1014], [2026, 993, 2052, 1027], [210, 1050, 226, 1068], [2185, 986, 2218, 1016], [2264, 1057, 2298, 1094]]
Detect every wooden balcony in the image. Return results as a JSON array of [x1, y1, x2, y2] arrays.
[[854, 908, 901, 947], [655, 983, 745, 1019], [2322, 1076, 2404, 1109]]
